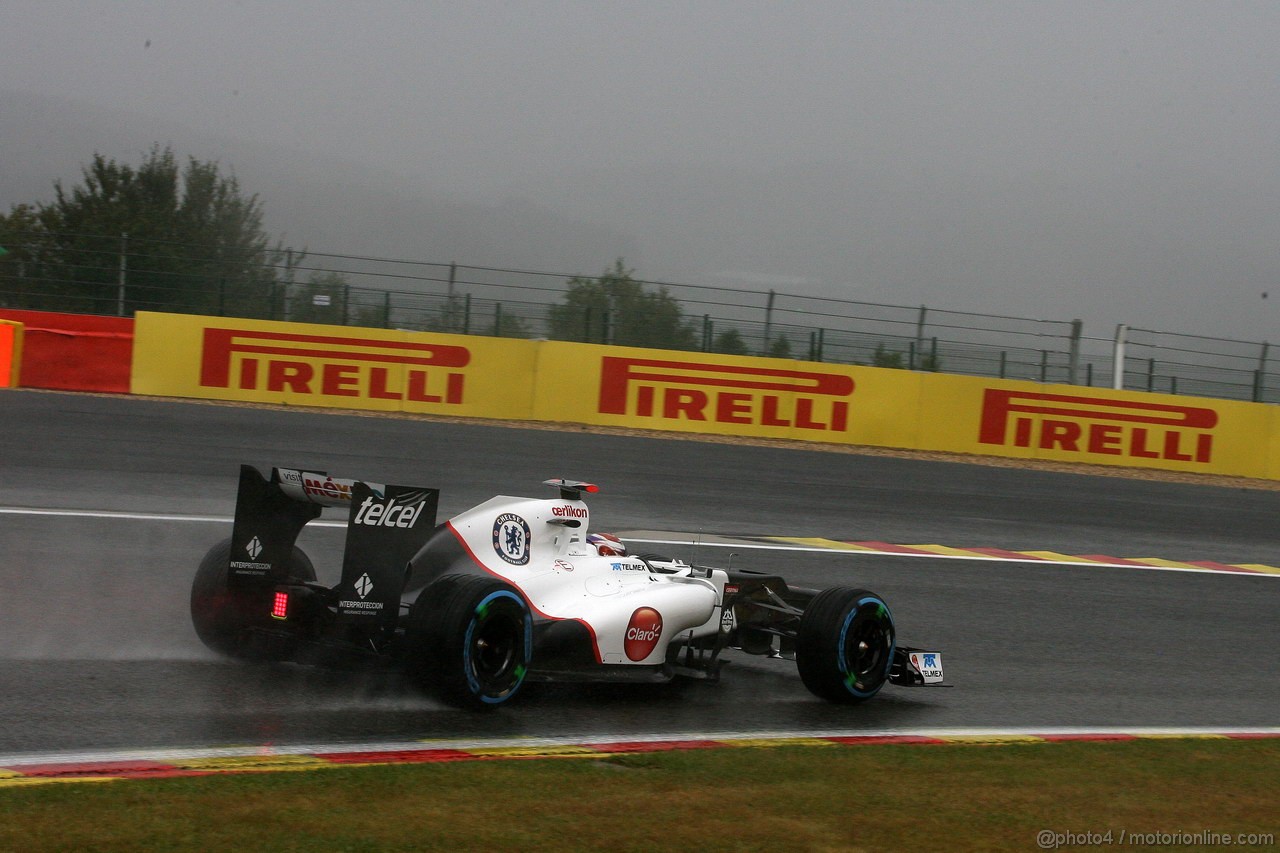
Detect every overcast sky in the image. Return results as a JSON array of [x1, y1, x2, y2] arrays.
[[2, 1, 1278, 343]]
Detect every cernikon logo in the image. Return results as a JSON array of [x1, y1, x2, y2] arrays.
[[199, 327, 470, 403], [597, 356, 854, 432], [978, 389, 1219, 463]]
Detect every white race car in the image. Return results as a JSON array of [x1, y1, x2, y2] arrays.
[[191, 466, 946, 707]]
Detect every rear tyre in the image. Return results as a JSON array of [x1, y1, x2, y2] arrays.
[[796, 587, 895, 704], [190, 537, 316, 659], [404, 573, 532, 709]]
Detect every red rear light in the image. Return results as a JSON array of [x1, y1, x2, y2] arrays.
[[271, 591, 289, 620]]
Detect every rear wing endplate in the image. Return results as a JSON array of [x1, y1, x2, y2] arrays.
[[228, 465, 439, 629]]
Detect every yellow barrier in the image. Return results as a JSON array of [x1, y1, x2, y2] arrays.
[[531, 342, 910, 443], [131, 312, 538, 419], [0, 321, 22, 388], [913, 373, 1271, 478], [130, 311, 1279, 480]]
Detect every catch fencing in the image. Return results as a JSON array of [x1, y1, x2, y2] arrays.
[[0, 230, 1272, 404]]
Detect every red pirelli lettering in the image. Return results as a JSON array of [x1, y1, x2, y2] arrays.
[[979, 389, 1218, 464], [597, 356, 855, 431], [198, 327, 471, 405], [200, 328, 470, 387]]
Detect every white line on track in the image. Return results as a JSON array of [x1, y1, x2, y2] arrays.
[[0, 506, 346, 528], [3, 507, 1272, 577]]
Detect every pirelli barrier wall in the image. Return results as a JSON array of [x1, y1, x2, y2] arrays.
[[131, 311, 1280, 480]]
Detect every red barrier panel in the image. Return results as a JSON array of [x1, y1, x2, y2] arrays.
[[0, 309, 134, 393]]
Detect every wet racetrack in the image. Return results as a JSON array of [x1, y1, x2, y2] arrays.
[[1, 389, 1277, 756]]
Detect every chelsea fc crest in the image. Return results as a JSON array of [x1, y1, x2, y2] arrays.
[[493, 513, 531, 565]]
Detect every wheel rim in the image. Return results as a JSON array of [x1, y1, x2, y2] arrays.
[[464, 592, 529, 702], [839, 598, 894, 696]]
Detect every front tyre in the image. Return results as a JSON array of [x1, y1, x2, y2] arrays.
[[190, 537, 316, 659], [796, 587, 895, 704], [404, 574, 532, 709]]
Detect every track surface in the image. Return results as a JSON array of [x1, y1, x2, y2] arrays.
[[1, 389, 1277, 755]]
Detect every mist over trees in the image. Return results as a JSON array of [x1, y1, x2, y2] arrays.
[[0, 147, 717, 355], [547, 259, 697, 350], [0, 145, 295, 316]]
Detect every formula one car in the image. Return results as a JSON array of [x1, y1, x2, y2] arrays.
[[191, 465, 945, 708]]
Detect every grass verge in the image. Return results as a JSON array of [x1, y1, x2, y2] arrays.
[[1, 739, 1277, 851]]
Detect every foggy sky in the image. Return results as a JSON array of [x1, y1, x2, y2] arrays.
[[2, 1, 1278, 344]]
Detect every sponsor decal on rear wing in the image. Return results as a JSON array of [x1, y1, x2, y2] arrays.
[[273, 467, 386, 507], [228, 466, 440, 624]]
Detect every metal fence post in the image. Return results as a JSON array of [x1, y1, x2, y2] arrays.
[[1068, 319, 1082, 385], [762, 289, 775, 355], [915, 305, 927, 366], [1112, 324, 1128, 390], [116, 232, 128, 317], [1255, 342, 1270, 402]]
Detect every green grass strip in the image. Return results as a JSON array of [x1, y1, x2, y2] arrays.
[[1, 739, 1277, 851]]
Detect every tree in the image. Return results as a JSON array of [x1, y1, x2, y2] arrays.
[[0, 145, 293, 317], [0, 204, 51, 308], [767, 335, 793, 359], [547, 259, 696, 351], [871, 342, 905, 369], [712, 328, 750, 355], [486, 303, 533, 339]]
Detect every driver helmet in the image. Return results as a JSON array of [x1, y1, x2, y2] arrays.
[[587, 532, 627, 557]]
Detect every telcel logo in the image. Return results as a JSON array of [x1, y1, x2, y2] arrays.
[[978, 389, 1218, 463], [598, 356, 854, 432], [200, 327, 469, 404], [624, 607, 663, 661], [354, 496, 426, 528]]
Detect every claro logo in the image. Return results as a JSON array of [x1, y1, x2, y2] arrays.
[[624, 607, 664, 661], [978, 389, 1219, 463], [597, 356, 854, 431], [199, 328, 470, 404]]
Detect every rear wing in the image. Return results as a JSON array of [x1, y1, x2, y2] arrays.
[[228, 465, 439, 629]]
